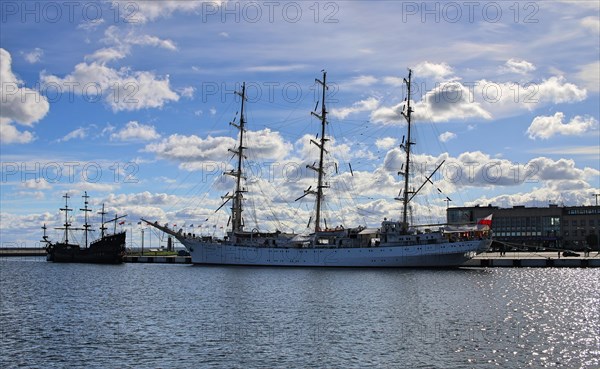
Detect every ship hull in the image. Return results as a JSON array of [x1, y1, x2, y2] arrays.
[[47, 232, 126, 264], [180, 238, 491, 267]]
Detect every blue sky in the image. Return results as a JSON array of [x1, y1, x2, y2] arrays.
[[1, 1, 599, 246]]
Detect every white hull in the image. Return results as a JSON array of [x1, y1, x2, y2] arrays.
[[178, 238, 491, 267]]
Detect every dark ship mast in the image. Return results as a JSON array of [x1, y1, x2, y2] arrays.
[[400, 70, 414, 232], [80, 191, 92, 248], [41, 224, 51, 246], [55, 193, 80, 244], [216, 82, 248, 234], [98, 203, 127, 237], [99, 204, 108, 237], [296, 71, 329, 232], [55, 193, 87, 245], [397, 70, 445, 233], [312, 71, 329, 232]]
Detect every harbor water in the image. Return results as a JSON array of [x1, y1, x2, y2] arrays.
[[1, 258, 598, 368]]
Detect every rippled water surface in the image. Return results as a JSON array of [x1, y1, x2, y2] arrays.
[[1, 258, 598, 368]]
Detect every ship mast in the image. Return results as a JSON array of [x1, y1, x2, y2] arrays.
[[217, 82, 248, 234], [80, 191, 92, 248], [41, 224, 50, 245], [296, 71, 329, 232], [401, 69, 414, 232], [59, 193, 72, 244], [312, 71, 329, 232], [395, 70, 446, 231], [98, 205, 127, 236], [98, 204, 107, 238]]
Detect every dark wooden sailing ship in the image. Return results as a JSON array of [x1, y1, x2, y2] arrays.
[[42, 192, 127, 264]]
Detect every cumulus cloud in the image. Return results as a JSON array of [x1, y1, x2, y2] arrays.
[[502, 59, 536, 75], [293, 133, 371, 166], [369, 103, 404, 125], [466, 186, 599, 209], [101, 191, 181, 206], [0, 212, 55, 235], [330, 97, 379, 119], [245, 129, 293, 160], [464, 76, 587, 119], [382, 147, 405, 173], [381, 149, 599, 192], [145, 134, 236, 163], [413, 81, 492, 122], [40, 27, 182, 112], [475, 155, 595, 188], [111, 121, 161, 141], [20, 178, 51, 190], [1, 49, 48, 124], [375, 137, 397, 150], [370, 72, 587, 124], [22, 48, 43, 64], [0, 48, 49, 144], [381, 76, 404, 87], [439, 131, 457, 142], [530, 157, 599, 181], [527, 112, 598, 139], [533, 76, 587, 104], [42, 62, 180, 112], [329, 169, 401, 202], [0, 118, 34, 144], [371, 80, 493, 124], [85, 47, 127, 64], [179, 87, 195, 99], [145, 128, 291, 167], [412, 61, 454, 80]]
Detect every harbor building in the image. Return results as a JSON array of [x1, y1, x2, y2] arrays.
[[447, 204, 600, 250]]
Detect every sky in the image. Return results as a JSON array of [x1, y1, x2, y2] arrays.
[[1, 0, 599, 247]]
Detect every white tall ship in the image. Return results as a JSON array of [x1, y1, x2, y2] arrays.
[[143, 70, 492, 267]]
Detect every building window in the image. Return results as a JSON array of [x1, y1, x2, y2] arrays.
[[581, 219, 586, 226], [590, 219, 595, 226], [564, 231, 569, 236], [572, 220, 577, 226], [448, 209, 472, 224]]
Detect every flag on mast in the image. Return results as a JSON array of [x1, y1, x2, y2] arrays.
[[477, 214, 493, 227]]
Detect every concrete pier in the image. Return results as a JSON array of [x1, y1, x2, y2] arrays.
[[464, 251, 600, 268], [0, 248, 46, 257], [123, 255, 191, 264]]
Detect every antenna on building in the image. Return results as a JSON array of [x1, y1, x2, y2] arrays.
[[593, 193, 600, 206]]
